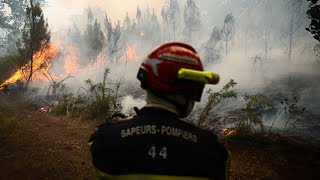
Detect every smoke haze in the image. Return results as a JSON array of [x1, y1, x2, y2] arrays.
[[45, 0, 166, 32], [27, 0, 320, 140]]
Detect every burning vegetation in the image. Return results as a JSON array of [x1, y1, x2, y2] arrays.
[[0, 40, 140, 92], [0, 1, 318, 143], [0, 0, 319, 179], [0, 43, 58, 90]]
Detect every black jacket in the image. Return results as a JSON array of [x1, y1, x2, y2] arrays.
[[89, 107, 228, 180]]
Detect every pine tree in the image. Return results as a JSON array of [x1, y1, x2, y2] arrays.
[[16, 0, 50, 88], [221, 13, 235, 56], [83, 15, 105, 61], [0, 0, 46, 53], [183, 0, 201, 41]]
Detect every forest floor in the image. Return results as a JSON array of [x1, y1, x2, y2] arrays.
[[0, 94, 319, 180]]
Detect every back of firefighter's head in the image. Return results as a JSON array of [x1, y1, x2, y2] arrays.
[[137, 42, 205, 118]]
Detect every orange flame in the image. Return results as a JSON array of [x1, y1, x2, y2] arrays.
[[140, 31, 145, 37], [0, 43, 58, 89], [62, 45, 109, 74], [125, 44, 139, 61], [1, 40, 140, 91], [64, 45, 80, 73], [222, 128, 235, 136]]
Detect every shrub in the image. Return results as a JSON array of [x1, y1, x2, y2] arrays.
[[198, 79, 237, 126], [51, 67, 123, 120], [85, 68, 122, 119], [235, 94, 273, 134]]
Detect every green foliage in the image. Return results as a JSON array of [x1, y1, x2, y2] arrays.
[[12, 1, 51, 88], [104, 14, 122, 58], [201, 26, 222, 64], [51, 68, 123, 120], [16, 2, 50, 58], [0, 54, 28, 93], [183, 0, 201, 39], [68, 23, 82, 45], [0, 0, 47, 30], [198, 79, 237, 126], [244, 94, 273, 108], [0, 54, 26, 84], [236, 95, 273, 133], [67, 7, 104, 63], [221, 13, 235, 56], [83, 12, 105, 61], [85, 68, 122, 119], [0, 0, 27, 52]]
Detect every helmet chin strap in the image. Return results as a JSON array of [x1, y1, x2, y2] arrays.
[[145, 91, 194, 118]]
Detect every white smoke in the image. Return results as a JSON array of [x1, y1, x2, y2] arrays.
[[121, 95, 146, 115], [30, 0, 319, 140]]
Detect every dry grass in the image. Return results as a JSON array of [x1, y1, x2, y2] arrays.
[[225, 133, 320, 180], [0, 94, 319, 180], [0, 112, 17, 133], [0, 94, 97, 179]]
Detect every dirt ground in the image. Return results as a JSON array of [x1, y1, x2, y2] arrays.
[[0, 95, 319, 180]]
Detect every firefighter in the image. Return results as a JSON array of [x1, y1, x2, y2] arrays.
[[89, 42, 229, 180]]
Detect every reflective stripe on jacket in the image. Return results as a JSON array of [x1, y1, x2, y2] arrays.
[[96, 169, 211, 180]]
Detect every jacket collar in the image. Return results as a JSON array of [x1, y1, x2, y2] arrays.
[[138, 107, 179, 118]]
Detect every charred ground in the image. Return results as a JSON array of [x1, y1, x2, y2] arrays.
[[0, 94, 319, 180]]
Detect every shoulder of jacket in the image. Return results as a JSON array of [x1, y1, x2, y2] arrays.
[[105, 113, 138, 124]]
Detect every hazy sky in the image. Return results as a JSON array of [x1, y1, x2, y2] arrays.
[[45, 0, 166, 31]]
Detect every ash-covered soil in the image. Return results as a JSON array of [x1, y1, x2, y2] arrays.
[[0, 94, 319, 180]]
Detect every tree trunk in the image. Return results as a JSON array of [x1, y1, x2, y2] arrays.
[[289, 33, 292, 63], [288, 5, 294, 63], [245, 28, 248, 56], [226, 40, 228, 56], [264, 31, 269, 62], [26, 0, 35, 89], [288, 3, 295, 79]]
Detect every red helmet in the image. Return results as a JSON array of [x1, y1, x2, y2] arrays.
[[137, 42, 205, 102]]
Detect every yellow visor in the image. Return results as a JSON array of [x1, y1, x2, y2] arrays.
[[177, 68, 220, 85]]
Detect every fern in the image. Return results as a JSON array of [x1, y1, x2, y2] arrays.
[[236, 94, 272, 133], [198, 79, 238, 126], [244, 94, 273, 108]]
